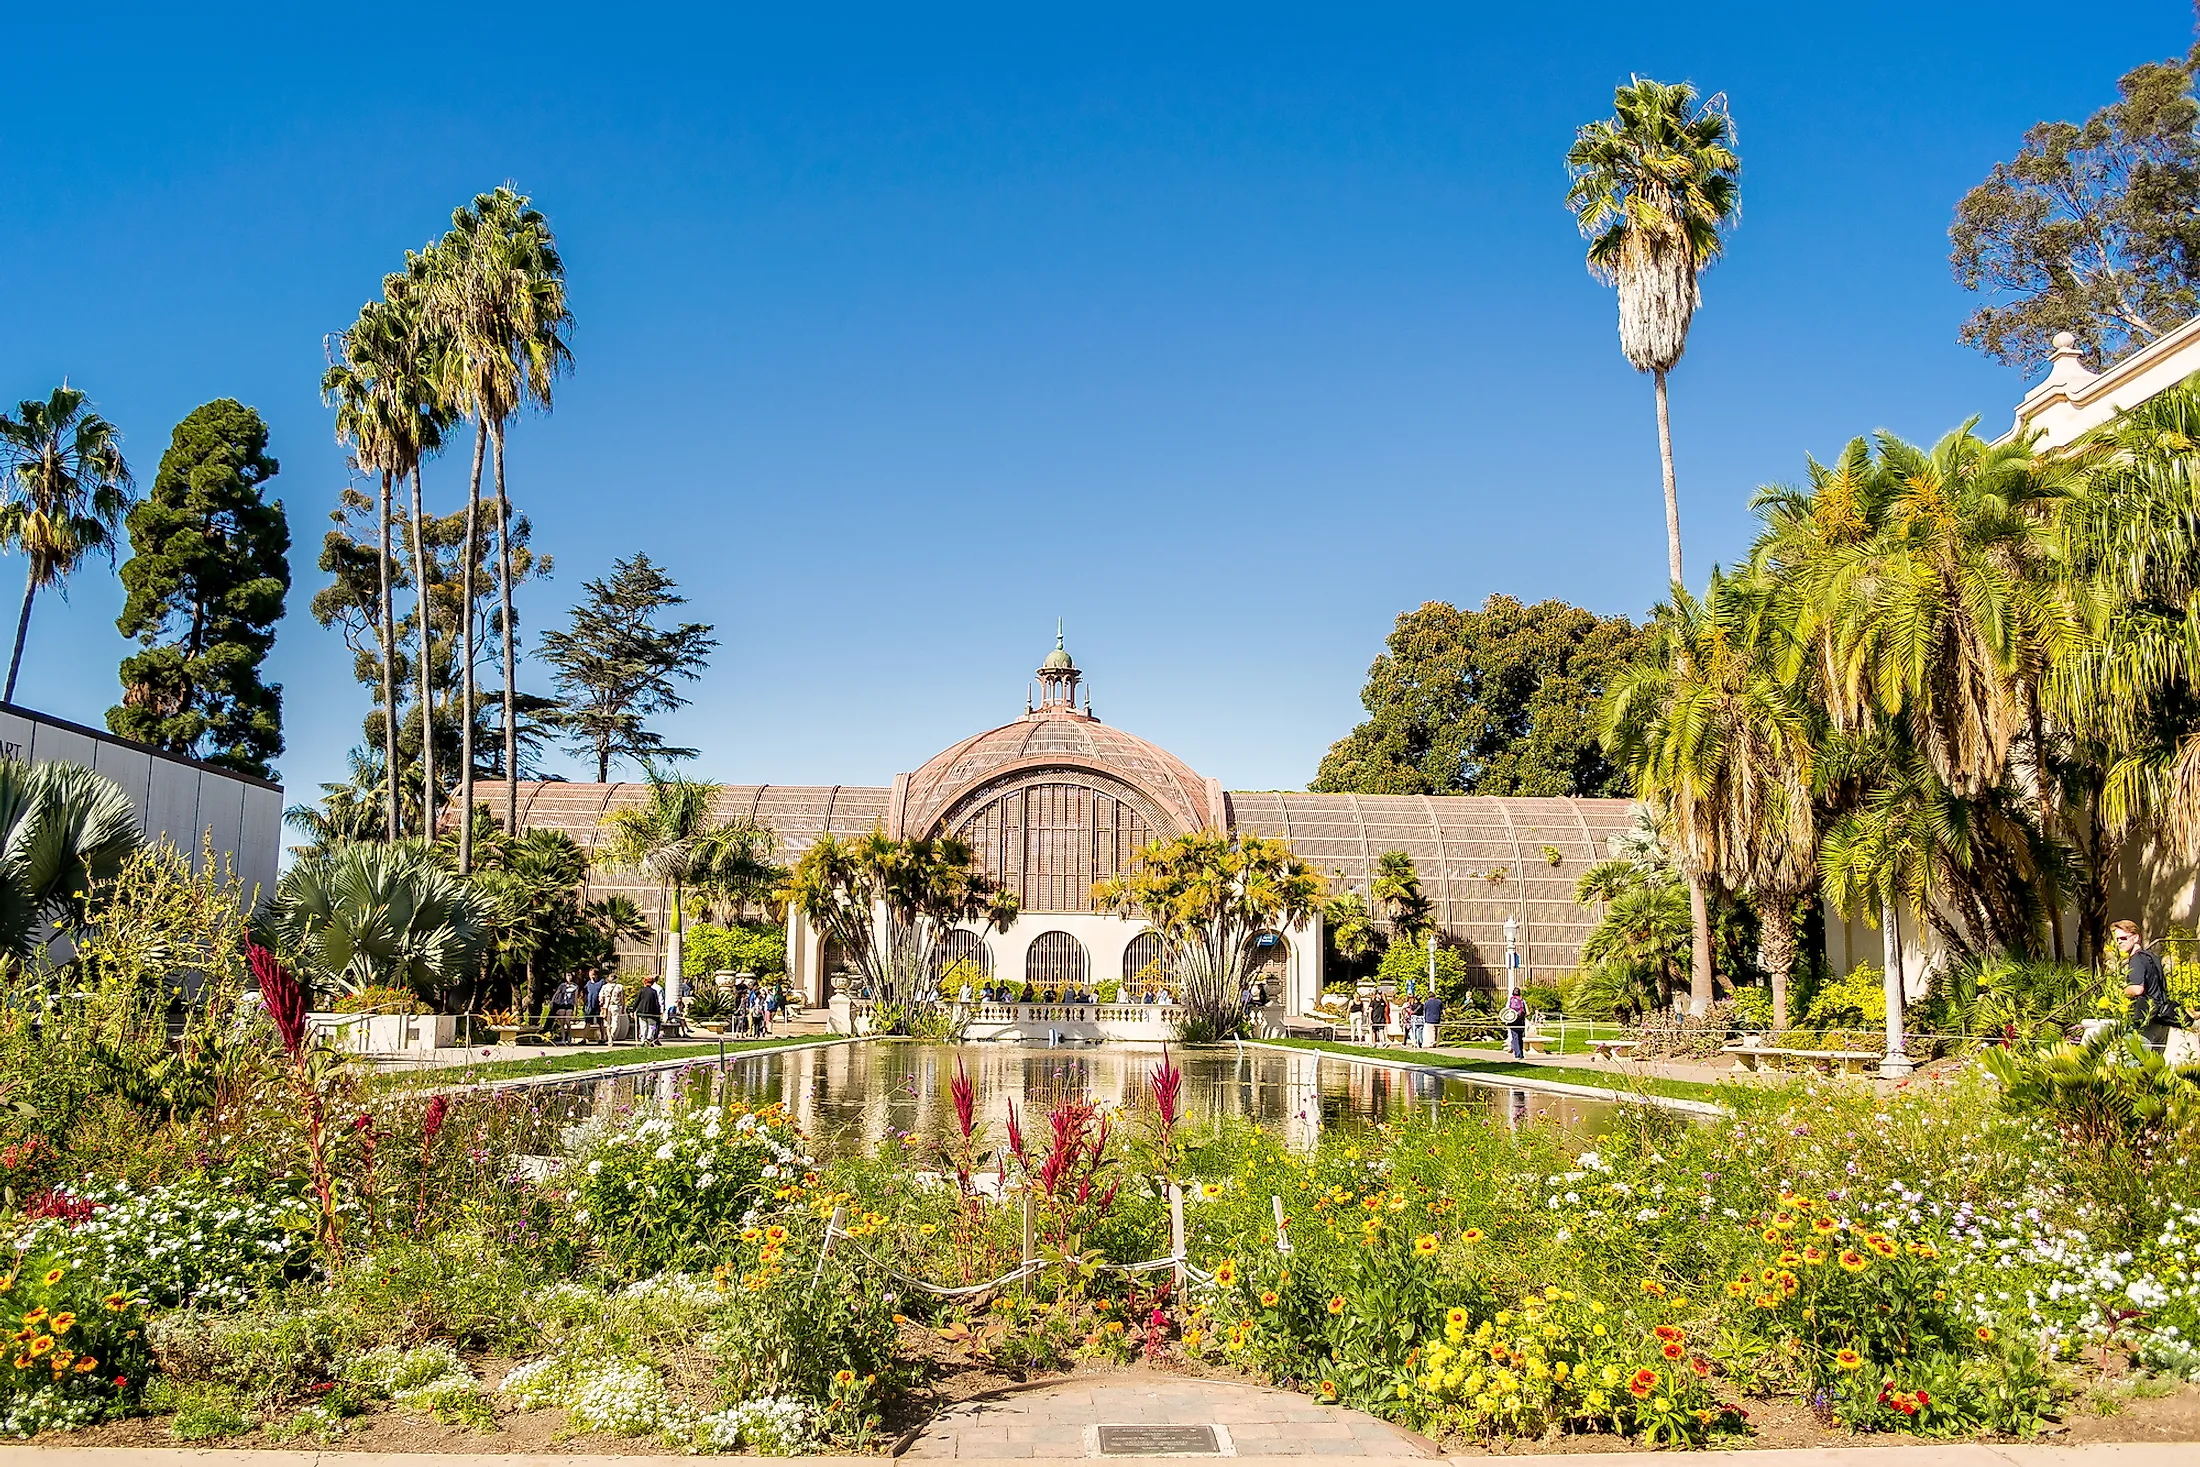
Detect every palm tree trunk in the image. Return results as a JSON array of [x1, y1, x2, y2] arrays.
[[377, 470, 400, 842], [1879, 899, 1912, 1077], [492, 422, 518, 838], [3, 568, 35, 705], [1654, 367, 1683, 588], [459, 418, 487, 874], [1759, 894, 1795, 1032], [1687, 873, 1713, 1015], [410, 468, 437, 841]]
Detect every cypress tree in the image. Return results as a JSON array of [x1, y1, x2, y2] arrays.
[[109, 399, 290, 779], [540, 554, 716, 782]]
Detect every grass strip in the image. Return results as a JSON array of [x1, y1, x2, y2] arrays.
[[1264, 1035, 1724, 1105]]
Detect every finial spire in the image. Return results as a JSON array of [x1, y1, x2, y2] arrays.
[[1035, 621, 1081, 712]]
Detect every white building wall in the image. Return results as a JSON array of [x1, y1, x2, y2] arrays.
[[0, 705, 282, 912]]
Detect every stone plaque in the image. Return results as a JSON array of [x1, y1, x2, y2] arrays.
[[1096, 1424, 1222, 1456]]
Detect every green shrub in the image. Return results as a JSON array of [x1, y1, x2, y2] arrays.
[[1376, 940, 1470, 1001], [1521, 983, 1563, 1015], [145, 1378, 254, 1441], [712, 1251, 901, 1412], [1803, 965, 1886, 1029], [1726, 985, 1774, 1031], [683, 921, 787, 980], [146, 1301, 347, 1410], [0, 1248, 155, 1436], [569, 1101, 818, 1279], [325, 1230, 535, 1350]]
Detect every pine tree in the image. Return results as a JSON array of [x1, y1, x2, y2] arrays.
[[109, 400, 290, 779], [540, 554, 716, 782]]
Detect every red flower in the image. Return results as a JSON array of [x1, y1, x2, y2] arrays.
[[1661, 1340, 1685, 1360], [251, 943, 309, 1058]]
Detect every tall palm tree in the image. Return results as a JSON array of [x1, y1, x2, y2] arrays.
[[597, 775, 741, 1015], [1604, 577, 1820, 1024], [426, 186, 572, 869], [0, 387, 135, 703], [1566, 79, 1741, 588]]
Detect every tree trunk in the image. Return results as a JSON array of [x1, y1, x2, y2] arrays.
[[2026, 695, 2063, 960], [665, 879, 685, 1019], [410, 468, 437, 841], [3, 569, 35, 705], [1687, 873, 1713, 1015], [493, 423, 518, 838], [1760, 893, 1796, 1032], [1654, 367, 1683, 589], [459, 417, 486, 874], [377, 469, 400, 842], [1880, 900, 1912, 1077]]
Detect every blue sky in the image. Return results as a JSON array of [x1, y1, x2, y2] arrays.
[[4, 2, 2191, 802]]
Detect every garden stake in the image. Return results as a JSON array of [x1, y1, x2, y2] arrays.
[[1272, 1194, 1292, 1252], [1168, 1183, 1186, 1292], [1021, 1185, 1035, 1297], [813, 1202, 845, 1286]]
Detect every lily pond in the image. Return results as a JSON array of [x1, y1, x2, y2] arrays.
[[518, 1039, 1626, 1155]]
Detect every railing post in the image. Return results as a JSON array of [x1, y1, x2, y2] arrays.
[[1020, 1185, 1035, 1297], [1272, 1194, 1292, 1253], [813, 1203, 845, 1287]]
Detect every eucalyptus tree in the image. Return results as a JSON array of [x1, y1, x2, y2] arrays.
[[0, 387, 135, 702], [426, 186, 572, 868], [1566, 78, 1741, 588]]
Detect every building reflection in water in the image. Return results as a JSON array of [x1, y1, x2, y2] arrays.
[[542, 1043, 1623, 1157]]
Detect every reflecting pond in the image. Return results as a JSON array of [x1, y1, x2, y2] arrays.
[[523, 1041, 1629, 1155]]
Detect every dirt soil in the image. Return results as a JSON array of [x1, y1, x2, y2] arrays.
[[42, 1340, 2200, 1456]]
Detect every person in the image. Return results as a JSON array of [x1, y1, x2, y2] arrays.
[[1347, 992, 1367, 1044], [583, 967, 608, 1043], [1405, 990, 1424, 1047], [547, 974, 580, 1043], [1503, 990, 1529, 1060], [764, 985, 782, 1033], [1422, 990, 1443, 1049], [632, 975, 665, 1046], [746, 987, 766, 1038], [959, 977, 974, 1006], [2114, 918, 2181, 1050]]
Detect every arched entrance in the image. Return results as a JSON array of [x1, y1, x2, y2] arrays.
[[1024, 930, 1089, 992]]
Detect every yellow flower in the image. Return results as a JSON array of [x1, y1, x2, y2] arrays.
[[1445, 1306, 1469, 1328], [1976, 1326, 1994, 1343], [47, 1313, 72, 1334], [40, 1269, 62, 1287], [918, 1223, 937, 1235], [1725, 1279, 1749, 1298], [1639, 1279, 1666, 1296], [1459, 1227, 1484, 1243], [1184, 1328, 1204, 1349], [26, 1336, 51, 1358], [1834, 1349, 1862, 1370], [834, 1368, 856, 1387], [1329, 1296, 1347, 1315], [765, 1225, 789, 1244], [1105, 1320, 1125, 1334], [1412, 1234, 1439, 1257], [1838, 1249, 1868, 1272], [1761, 1227, 1783, 1243], [1811, 1216, 1838, 1235], [1201, 1182, 1224, 1200], [1260, 1290, 1280, 1308], [1863, 1233, 1897, 1258], [1213, 1260, 1238, 1287], [1317, 1379, 1338, 1402]]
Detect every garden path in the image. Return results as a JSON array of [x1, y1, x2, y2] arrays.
[[900, 1373, 1439, 1459]]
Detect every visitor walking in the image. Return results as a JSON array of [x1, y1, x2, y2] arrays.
[[1406, 987, 1425, 1047], [583, 968, 608, 1043], [547, 975, 580, 1043], [1422, 991, 1442, 1049], [633, 975, 665, 1046], [1503, 991, 1528, 1059], [2114, 919, 2181, 1050], [1347, 993, 1367, 1043], [1370, 994, 1389, 1047]]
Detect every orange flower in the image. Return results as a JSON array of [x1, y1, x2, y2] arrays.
[[1863, 1233, 1897, 1258], [1328, 1296, 1346, 1315], [1834, 1349, 1862, 1370], [1653, 1325, 1685, 1343], [1761, 1226, 1783, 1243], [1907, 1241, 1940, 1260], [1802, 1246, 1825, 1265], [1838, 1250, 1868, 1272], [1975, 1326, 1993, 1343], [1260, 1290, 1281, 1308], [1811, 1217, 1839, 1235], [1661, 1340, 1685, 1360], [1627, 1367, 1658, 1398], [72, 1356, 97, 1374], [1639, 1279, 1667, 1297], [1318, 1380, 1338, 1402], [1724, 1279, 1749, 1298], [1689, 1356, 1711, 1378]]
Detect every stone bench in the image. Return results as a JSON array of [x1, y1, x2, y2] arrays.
[[1522, 1033, 1559, 1055], [1723, 1044, 1880, 1075], [1587, 1038, 1640, 1061]]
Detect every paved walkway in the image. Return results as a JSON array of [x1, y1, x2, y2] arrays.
[[903, 1376, 1435, 1459]]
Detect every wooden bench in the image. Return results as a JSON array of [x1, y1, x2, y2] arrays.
[[1588, 1038, 1641, 1061], [1723, 1044, 1880, 1075]]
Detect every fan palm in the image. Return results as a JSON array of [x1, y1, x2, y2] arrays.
[[270, 840, 489, 1003], [0, 387, 135, 703], [1605, 577, 1820, 1025], [1566, 78, 1740, 588], [425, 187, 572, 867], [0, 758, 143, 955]]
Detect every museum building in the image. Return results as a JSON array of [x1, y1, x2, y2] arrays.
[[483, 635, 1636, 1016]]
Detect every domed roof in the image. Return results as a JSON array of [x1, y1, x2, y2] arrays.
[[1041, 622, 1074, 670], [898, 709, 1216, 839]]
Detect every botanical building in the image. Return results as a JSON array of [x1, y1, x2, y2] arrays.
[[486, 635, 1635, 1014]]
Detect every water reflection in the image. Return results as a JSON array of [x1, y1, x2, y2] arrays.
[[524, 1042, 1620, 1157]]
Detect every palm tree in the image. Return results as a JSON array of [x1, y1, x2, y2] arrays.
[[0, 758, 142, 956], [1566, 79, 1741, 588], [426, 186, 572, 868], [0, 387, 135, 703], [597, 775, 745, 1014], [270, 840, 489, 1004], [1604, 578, 1820, 1024], [385, 254, 455, 842]]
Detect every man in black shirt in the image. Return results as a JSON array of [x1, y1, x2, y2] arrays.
[[2113, 919, 2178, 1050]]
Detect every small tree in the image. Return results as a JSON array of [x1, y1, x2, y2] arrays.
[[109, 399, 291, 779], [540, 553, 717, 781], [778, 832, 1017, 1031], [598, 775, 771, 1012], [270, 841, 490, 1005], [1094, 831, 1326, 1042]]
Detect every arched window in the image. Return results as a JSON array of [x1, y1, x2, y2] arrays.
[[1024, 931, 1089, 989], [932, 929, 995, 981], [1122, 930, 1170, 989]]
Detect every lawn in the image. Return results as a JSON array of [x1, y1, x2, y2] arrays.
[[1258, 1035, 1724, 1105]]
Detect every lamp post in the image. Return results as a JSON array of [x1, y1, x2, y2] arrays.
[[1503, 914, 1520, 994]]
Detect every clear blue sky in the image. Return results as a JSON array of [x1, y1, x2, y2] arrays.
[[4, 3, 2191, 803]]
